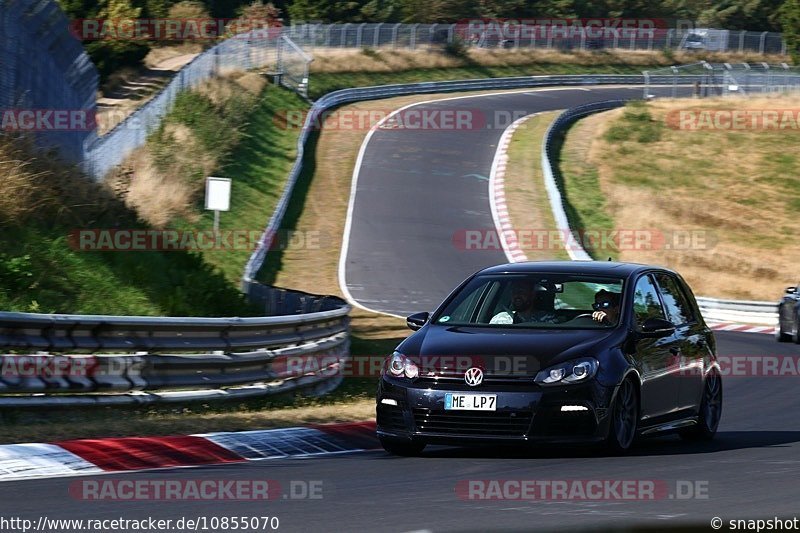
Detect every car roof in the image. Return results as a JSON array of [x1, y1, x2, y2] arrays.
[[476, 260, 672, 278]]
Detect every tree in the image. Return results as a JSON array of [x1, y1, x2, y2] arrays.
[[779, 0, 800, 62]]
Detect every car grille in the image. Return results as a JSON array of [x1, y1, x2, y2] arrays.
[[377, 405, 407, 433], [412, 408, 532, 437], [414, 376, 537, 392]]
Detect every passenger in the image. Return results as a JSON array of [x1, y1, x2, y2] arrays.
[[490, 280, 557, 324]]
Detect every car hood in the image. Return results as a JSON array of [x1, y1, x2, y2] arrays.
[[396, 324, 620, 377]]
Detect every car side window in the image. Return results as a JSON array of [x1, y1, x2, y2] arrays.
[[441, 282, 492, 323], [654, 273, 695, 325], [632, 275, 666, 325]]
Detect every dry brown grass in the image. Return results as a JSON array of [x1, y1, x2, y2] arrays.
[[576, 94, 800, 300], [309, 47, 787, 74], [143, 46, 203, 70], [106, 72, 264, 228], [109, 145, 200, 227], [0, 136, 121, 227], [196, 71, 267, 105]]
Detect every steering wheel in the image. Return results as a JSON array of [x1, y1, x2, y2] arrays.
[[572, 313, 594, 320]]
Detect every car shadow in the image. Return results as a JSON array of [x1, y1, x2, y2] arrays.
[[403, 430, 800, 459]]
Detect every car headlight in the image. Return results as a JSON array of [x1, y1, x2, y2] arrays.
[[535, 358, 599, 385], [384, 352, 419, 379]]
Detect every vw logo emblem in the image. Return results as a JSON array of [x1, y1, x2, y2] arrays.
[[464, 367, 483, 387]]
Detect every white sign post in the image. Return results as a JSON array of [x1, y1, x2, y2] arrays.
[[205, 177, 231, 235]]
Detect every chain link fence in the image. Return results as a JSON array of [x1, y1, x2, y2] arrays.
[[1, 0, 796, 179], [644, 62, 800, 98], [0, 0, 97, 163], [276, 35, 313, 98], [283, 24, 787, 55], [83, 32, 281, 178]]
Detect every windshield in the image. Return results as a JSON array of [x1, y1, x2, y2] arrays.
[[434, 274, 624, 329]]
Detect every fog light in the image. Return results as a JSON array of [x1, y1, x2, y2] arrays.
[[381, 398, 398, 406], [560, 405, 589, 412]]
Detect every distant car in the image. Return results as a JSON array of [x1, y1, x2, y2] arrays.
[[680, 29, 730, 51], [376, 261, 722, 455], [776, 284, 800, 342], [683, 32, 706, 50]]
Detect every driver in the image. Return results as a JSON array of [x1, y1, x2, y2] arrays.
[[592, 289, 621, 325], [490, 279, 557, 324]]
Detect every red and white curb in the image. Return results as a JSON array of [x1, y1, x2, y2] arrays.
[[489, 114, 535, 264], [0, 421, 378, 482], [708, 322, 776, 335]]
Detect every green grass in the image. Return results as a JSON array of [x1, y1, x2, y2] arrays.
[[0, 83, 309, 316], [502, 112, 570, 261], [170, 87, 310, 285], [602, 101, 664, 144], [309, 63, 649, 99], [554, 116, 619, 261], [0, 217, 254, 317]]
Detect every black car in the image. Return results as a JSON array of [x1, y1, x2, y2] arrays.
[[776, 283, 800, 342], [376, 261, 722, 455]]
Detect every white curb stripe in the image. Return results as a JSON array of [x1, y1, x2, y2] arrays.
[[196, 427, 352, 460], [0, 443, 103, 482], [489, 114, 541, 263]]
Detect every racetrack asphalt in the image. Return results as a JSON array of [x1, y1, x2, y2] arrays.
[[342, 86, 680, 317], [5, 86, 798, 533]]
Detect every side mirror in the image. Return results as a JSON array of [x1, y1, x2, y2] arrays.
[[406, 312, 430, 331], [638, 317, 676, 338], [786, 286, 796, 295]]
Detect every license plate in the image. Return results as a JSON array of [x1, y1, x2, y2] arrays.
[[444, 393, 497, 411]]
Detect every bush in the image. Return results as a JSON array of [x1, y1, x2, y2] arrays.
[[603, 102, 663, 143], [443, 37, 468, 58], [361, 47, 380, 59]]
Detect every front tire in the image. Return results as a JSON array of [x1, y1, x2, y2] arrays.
[[379, 437, 425, 456], [605, 378, 639, 454], [793, 315, 800, 344], [680, 370, 722, 441], [776, 320, 791, 342]]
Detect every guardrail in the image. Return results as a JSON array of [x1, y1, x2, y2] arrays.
[[243, 73, 706, 284], [540, 101, 778, 326], [694, 297, 777, 325], [0, 286, 350, 407]]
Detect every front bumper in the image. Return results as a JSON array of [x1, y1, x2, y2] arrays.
[[376, 376, 617, 445]]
